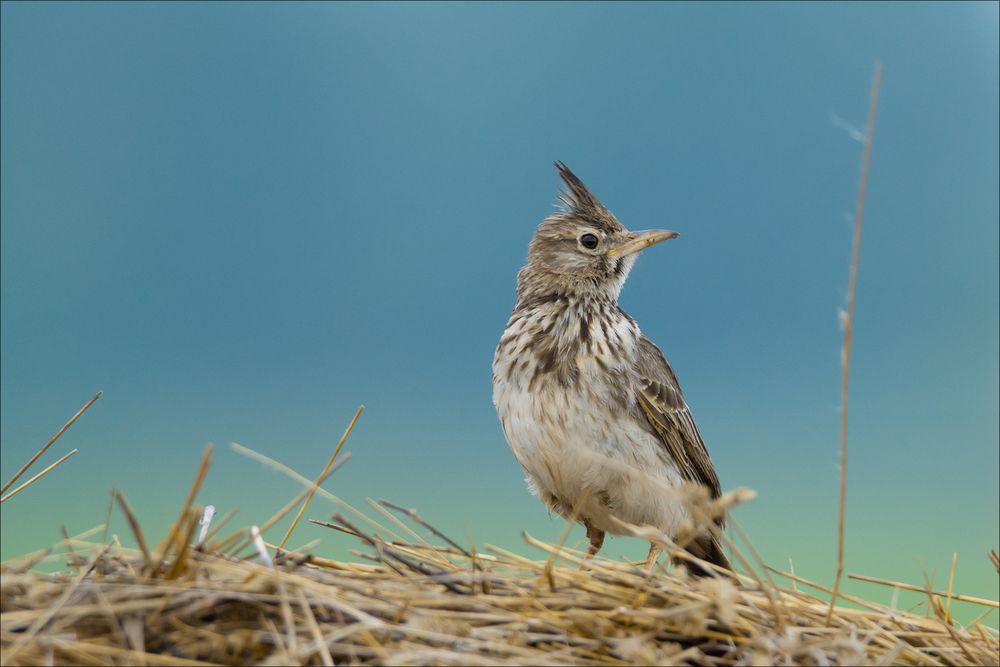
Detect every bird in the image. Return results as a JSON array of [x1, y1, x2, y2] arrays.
[[492, 161, 730, 574]]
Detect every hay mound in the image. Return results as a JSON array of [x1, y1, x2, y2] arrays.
[[2, 511, 997, 666], [2, 440, 997, 665]]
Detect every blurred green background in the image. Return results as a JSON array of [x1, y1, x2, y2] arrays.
[[2, 2, 997, 624]]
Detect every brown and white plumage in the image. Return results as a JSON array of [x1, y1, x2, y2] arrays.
[[634, 335, 729, 569], [492, 162, 729, 573]]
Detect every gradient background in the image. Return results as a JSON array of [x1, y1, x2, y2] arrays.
[[2, 2, 998, 623]]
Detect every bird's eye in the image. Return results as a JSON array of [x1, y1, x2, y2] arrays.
[[580, 233, 599, 250]]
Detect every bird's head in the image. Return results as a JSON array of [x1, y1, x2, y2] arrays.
[[518, 161, 677, 301]]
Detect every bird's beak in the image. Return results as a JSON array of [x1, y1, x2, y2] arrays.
[[606, 229, 679, 257]]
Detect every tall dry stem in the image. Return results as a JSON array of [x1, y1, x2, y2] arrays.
[[827, 61, 883, 625]]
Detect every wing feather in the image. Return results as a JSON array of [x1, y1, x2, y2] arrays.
[[633, 336, 721, 501]]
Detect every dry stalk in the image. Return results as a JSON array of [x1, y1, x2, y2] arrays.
[[848, 573, 999, 609], [0, 450, 79, 504], [0, 391, 101, 496], [829, 60, 883, 625], [277, 405, 364, 554]]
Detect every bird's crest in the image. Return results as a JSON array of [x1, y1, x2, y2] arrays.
[[554, 161, 608, 216], [553, 161, 623, 232]]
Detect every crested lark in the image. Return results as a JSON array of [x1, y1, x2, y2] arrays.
[[492, 162, 730, 574]]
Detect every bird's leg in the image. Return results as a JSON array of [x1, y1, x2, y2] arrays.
[[644, 542, 663, 571], [584, 521, 605, 559]]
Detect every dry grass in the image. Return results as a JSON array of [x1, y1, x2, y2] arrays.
[[1, 452, 997, 666], [0, 395, 996, 666]]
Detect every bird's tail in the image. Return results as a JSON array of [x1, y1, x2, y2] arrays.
[[675, 531, 732, 578]]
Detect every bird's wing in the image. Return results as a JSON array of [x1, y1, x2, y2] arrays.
[[633, 335, 721, 500]]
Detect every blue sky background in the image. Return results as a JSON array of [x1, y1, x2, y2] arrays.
[[2, 2, 998, 619]]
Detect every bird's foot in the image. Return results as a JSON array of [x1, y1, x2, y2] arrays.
[[583, 521, 605, 559]]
